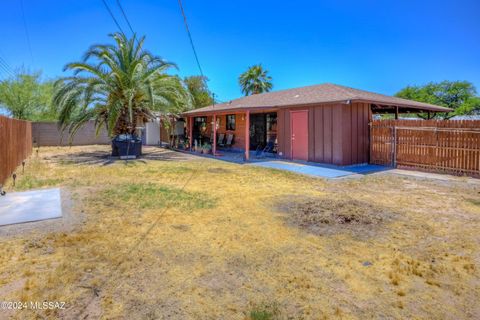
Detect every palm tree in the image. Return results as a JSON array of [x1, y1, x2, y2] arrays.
[[53, 33, 190, 147], [238, 64, 273, 96]]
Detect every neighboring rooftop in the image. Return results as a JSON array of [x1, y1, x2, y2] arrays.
[[183, 83, 452, 115]]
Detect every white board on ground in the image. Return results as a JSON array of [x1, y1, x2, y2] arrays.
[[0, 188, 62, 226]]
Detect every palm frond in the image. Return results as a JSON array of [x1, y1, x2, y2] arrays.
[[53, 33, 189, 140]]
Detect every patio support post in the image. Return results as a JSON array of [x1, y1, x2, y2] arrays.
[[189, 116, 193, 151], [245, 110, 250, 161], [213, 114, 217, 156], [395, 106, 399, 119]]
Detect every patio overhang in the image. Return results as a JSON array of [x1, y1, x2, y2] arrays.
[[184, 108, 278, 161], [369, 101, 452, 119], [182, 106, 279, 117], [367, 101, 452, 114]]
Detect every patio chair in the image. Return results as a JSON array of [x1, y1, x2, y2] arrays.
[[223, 133, 234, 148], [217, 133, 225, 146], [256, 136, 277, 157]]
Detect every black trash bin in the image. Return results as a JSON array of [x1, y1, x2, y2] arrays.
[[111, 134, 142, 158]]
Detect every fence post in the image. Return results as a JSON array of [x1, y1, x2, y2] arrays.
[[435, 127, 438, 168], [368, 122, 372, 164], [392, 125, 397, 168]]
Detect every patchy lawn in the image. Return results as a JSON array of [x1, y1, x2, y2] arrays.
[[1, 145, 479, 319]]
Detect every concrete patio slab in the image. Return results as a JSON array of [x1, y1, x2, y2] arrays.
[[250, 161, 387, 178], [175, 148, 389, 178], [0, 188, 62, 226]]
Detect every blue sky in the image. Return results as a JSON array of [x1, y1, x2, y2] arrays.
[[1, 0, 479, 101]]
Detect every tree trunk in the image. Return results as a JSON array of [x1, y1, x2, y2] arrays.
[[113, 111, 137, 136]]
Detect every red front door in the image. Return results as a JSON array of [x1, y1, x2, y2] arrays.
[[290, 110, 309, 161]]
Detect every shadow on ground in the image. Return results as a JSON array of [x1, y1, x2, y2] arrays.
[[43, 146, 195, 166]]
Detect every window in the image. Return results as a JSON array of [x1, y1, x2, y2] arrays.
[[226, 114, 236, 130], [193, 116, 207, 136], [194, 116, 207, 125]]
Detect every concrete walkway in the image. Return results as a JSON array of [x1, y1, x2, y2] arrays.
[[178, 148, 388, 178], [0, 188, 62, 226], [250, 161, 388, 178]]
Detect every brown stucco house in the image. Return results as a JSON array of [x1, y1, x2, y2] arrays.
[[182, 83, 450, 165]]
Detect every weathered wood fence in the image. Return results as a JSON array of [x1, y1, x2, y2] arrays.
[[370, 120, 480, 177], [0, 116, 32, 185]]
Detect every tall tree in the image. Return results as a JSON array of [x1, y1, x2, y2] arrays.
[[456, 96, 480, 115], [54, 33, 191, 143], [395, 81, 479, 119], [0, 70, 55, 120], [184, 75, 213, 109], [238, 64, 273, 96]]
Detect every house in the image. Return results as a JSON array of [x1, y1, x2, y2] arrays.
[[182, 83, 451, 165]]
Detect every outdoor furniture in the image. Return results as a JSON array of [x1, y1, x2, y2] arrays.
[[224, 133, 234, 148], [256, 135, 277, 157], [217, 133, 225, 146]]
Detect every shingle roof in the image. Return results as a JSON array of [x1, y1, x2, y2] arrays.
[[183, 83, 452, 115]]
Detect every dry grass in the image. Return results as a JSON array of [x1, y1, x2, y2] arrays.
[[0, 145, 479, 319], [277, 197, 397, 239]]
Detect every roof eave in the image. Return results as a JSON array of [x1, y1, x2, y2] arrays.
[[181, 100, 352, 116], [354, 99, 452, 112], [182, 99, 452, 116]]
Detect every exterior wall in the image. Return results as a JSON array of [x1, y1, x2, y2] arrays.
[[197, 113, 247, 150], [145, 119, 160, 145], [341, 102, 371, 164], [277, 103, 371, 165], [159, 117, 180, 144], [32, 121, 110, 146], [160, 121, 169, 144]]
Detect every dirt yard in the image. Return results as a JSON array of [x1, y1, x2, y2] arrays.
[[0, 145, 479, 319]]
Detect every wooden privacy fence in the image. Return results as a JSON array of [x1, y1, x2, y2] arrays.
[[370, 120, 480, 177], [0, 116, 32, 185]]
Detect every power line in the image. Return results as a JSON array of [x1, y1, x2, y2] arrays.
[[0, 55, 13, 73], [115, 0, 142, 48], [0, 56, 15, 79], [177, 0, 204, 77], [0, 60, 13, 75], [101, 0, 126, 35], [115, 0, 135, 36], [0, 47, 15, 73], [0, 67, 11, 80], [19, 0, 34, 65]]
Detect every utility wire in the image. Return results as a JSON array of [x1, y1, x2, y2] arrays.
[[115, 0, 135, 36], [74, 155, 210, 319], [19, 0, 34, 65], [0, 61, 13, 76], [101, 0, 126, 35], [0, 47, 15, 73], [115, 0, 142, 48], [177, 0, 204, 77], [0, 56, 15, 79]]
